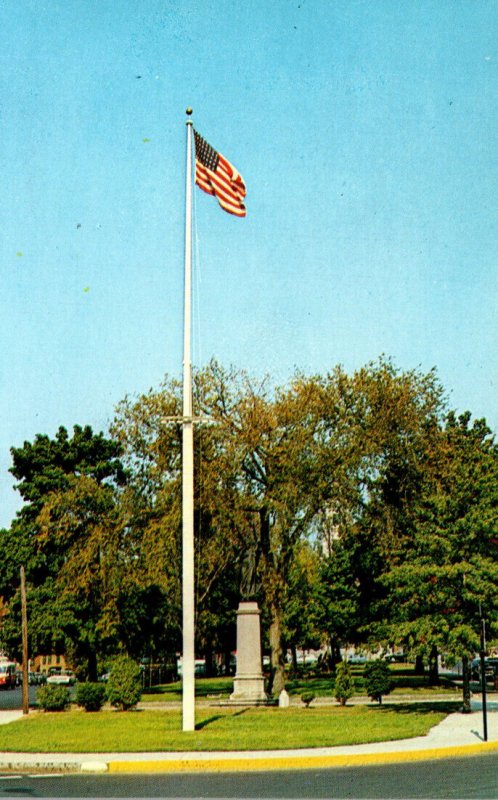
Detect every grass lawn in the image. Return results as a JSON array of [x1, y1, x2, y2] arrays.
[[390, 674, 458, 695], [142, 677, 233, 703], [0, 704, 457, 753], [141, 673, 458, 705]]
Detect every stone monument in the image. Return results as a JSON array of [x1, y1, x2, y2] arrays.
[[230, 541, 267, 704]]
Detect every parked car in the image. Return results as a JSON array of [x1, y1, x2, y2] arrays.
[[384, 653, 407, 663], [471, 657, 498, 682], [176, 659, 206, 677], [28, 672, 46, 686], [46, 670, 75, 686]]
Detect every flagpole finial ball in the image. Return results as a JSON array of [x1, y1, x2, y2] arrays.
[[186, 107, 193, 116]]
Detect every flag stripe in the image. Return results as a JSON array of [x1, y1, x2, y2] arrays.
[[196, 163, 246, 216], [195, 160, 246, 211], [194, 129, 246, 217], [196, 164, 245, 216]]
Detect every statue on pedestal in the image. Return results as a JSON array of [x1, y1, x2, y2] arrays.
[[230, 533, 267, 704], [239, 540, 260, 600]]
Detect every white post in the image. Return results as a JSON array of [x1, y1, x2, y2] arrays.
[[182, 110, 195, 732]]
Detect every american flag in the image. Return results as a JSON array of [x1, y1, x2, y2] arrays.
[[194, 130, 246, 217]]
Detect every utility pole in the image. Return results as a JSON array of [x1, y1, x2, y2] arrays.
[[20, 566, 29, 716], [479, 603, 488, 742]]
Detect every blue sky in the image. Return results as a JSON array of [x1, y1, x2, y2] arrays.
[[1, 0, 496, 527]]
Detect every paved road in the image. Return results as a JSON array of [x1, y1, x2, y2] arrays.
[[0, 754, 496, 798], [0, 686, 38, 710]]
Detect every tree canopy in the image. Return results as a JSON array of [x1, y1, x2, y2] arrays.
[[0, 361, 495, 701]]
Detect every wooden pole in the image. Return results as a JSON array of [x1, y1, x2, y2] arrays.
[[480, 606, 488, 741], [20, 566, 29, 715]]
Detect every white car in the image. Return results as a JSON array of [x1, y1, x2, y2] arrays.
[[46, 670, 75, 686]]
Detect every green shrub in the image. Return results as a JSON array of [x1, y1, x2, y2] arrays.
[[363, 660, 393, 704], [37, 684, 71, 712], [106, 656, 142, 711], [76, 682, 106, 712], [334, 660, 355, 706], [300, 691, 315, 708]]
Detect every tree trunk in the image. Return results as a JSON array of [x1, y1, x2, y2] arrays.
[[268, 603, 286, 696], [204, 642, 216, 677], [331, 640, 342, 667], [428, 646, 439, 685], [414, 655, 425, 675], [290, 643, 298, 672], [87, 650, 98, 682], [461, 655, 471, 713]]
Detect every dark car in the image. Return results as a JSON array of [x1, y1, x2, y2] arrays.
[[471, 657, 498, 682], [28, 672, 46, 686]]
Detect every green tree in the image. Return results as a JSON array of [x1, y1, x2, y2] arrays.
[[348, 361, 445, 637], [75, 682, 106, 712], [111, 359, 449, 696], [10, 424, 126, 521], [111, 367, 241, 670], [381, 412, 498, 710], [1, 578, 67, 664], [283, 542, 322, 671], [363, 660, 392, 704], [106, 655, 142, 710], [306, 359, 446, 669], [334, 660, 355, 705], [113, 364, 335, 694], [36, 684, 71, 712], [204, 365, 361, 695], [36, 475, 125, 678], [313, 539, 361, 666], [0, 426, 127, 676]]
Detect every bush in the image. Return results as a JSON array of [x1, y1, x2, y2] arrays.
[[363, 660, 393, 704], [37, 684, 71, 712], [334, 660, 355, 706], [106, 655, 142, 711], [300, 691, 315, 708], [76, 682, 106, 712]]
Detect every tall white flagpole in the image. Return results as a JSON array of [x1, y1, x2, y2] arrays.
[[182, 108, 195, 732]]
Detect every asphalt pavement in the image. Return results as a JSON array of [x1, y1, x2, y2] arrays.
[[0, 686, 38, 710], [0, 754, 496, 799]]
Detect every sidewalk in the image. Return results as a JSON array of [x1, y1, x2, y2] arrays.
[[0, 701, 496, 774]]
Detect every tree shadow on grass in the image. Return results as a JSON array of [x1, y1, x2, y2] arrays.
[[108, 707, 144, 713], [373, 701, 460, 715], [286, 677, 333, 695]]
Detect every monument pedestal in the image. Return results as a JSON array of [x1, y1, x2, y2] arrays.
[[230, 601, 267, 703]]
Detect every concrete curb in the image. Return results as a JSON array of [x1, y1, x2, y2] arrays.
[[106, 740, 498, 774], [2, 740, 497, 776]]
